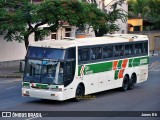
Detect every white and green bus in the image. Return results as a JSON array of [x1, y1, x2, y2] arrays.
[[22, 34, 149, 101]]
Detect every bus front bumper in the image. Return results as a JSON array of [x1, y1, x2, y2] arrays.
[[22, 88, 64, 101]]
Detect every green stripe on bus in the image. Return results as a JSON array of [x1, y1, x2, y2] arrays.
[[23, 82, 30, 86], [36, 83, 48, 89], [78, 56, 149, 76], [78, 66, 82, 76], [117, 60, 123, 69], [78, 62, 113, 76], [129, 59, 133, 67], [22, 82, 49, 89], [128, 56, 149, 67], [114, 70, 119, 80]]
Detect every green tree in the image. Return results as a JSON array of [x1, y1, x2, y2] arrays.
[[128, 0, 160, 30], [81, 0, 127, 36], [94, 0, 127, 36], [128, 0, 150, 18], [147, 0, 160, 30], [0, 0, 108, 49], [0, 0, 127, 49]]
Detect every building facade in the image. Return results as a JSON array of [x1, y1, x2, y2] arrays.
[[82, 0, 128, 35], [0, 0, 128, 66]]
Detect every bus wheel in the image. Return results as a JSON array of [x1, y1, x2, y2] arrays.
[[128, 74, 136, 90], [74, 85, 84, 102], [121, 76, 129, 91]]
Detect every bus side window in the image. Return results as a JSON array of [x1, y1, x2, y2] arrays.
[[91, 48, 96, 60], [82, 48, 90, 61], [78, 49, 83, 62], [135, 43, 139, 54], [125, 44, 134, 55], [135, 43, 143, 54], [66, 47, 75, 59], [143, 42, 148, 53], [103, 47, 108, 58], [130, 44, 134, 55], [96, 47, 102, 59], [119, 45, 124, 56], [139, 43, 143, 54], [78, 48, 90, 62], [103, 46, 113, 58], [125, 44, 130, 55], [91, 47, 102, 60], [108, 46, 113, 57], [114, 45, 120, 57]]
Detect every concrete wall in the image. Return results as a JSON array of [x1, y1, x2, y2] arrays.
[[0, 35, 26, 62], [129, 30, 160, 51], [0, 26, 76, 65], [106, 0, 128, 34]]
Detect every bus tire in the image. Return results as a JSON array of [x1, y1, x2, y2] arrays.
[[121, 76, 129, 91], [74, 84, 84, 102], [128, 74, 136, 90]]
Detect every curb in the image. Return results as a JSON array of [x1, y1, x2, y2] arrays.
[[149, 53, 160, 56], [0, 74, 22, 78]]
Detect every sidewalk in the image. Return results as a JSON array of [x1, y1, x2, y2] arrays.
[[0, 66, 23, 78], [149, 50, 160, 56]]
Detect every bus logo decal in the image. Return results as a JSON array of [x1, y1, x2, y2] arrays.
[[80, 65, 85, 77], [113, 61, 118, 70], [114, 59, 128, 80]]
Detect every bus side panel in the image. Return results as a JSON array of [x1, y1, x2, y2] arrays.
[[137, 65, 148, 83], [97, 71, 116, 92]]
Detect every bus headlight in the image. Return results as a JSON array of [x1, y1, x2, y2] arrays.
[[22, 90, 29, 96], [23, 85, 30, 89]]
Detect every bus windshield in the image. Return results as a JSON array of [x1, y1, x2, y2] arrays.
[[26, 47, 65, 59], [24, 59, 64, 85]]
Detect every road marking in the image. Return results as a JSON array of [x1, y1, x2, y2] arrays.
[[149, 63, 154, 68], [6, 86, 17, 90]]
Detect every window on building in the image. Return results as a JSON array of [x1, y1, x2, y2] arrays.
[[134, 26, 141, 31], [51, 34, 57, 40], [65, 33, 70, 37], [65, 28, 71, 37]]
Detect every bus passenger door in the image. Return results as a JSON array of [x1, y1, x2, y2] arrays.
[[63, 61, 76, 99]]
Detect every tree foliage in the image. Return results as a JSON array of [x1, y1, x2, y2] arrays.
[[94, 0, 127, 36], [0, 0, 127, 49], [128, 0, 160, 30]]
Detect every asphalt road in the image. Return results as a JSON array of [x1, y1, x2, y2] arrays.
[[0, 56, 160, 120]]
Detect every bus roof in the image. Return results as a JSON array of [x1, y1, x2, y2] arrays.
[[29, 34, 148, 49]]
